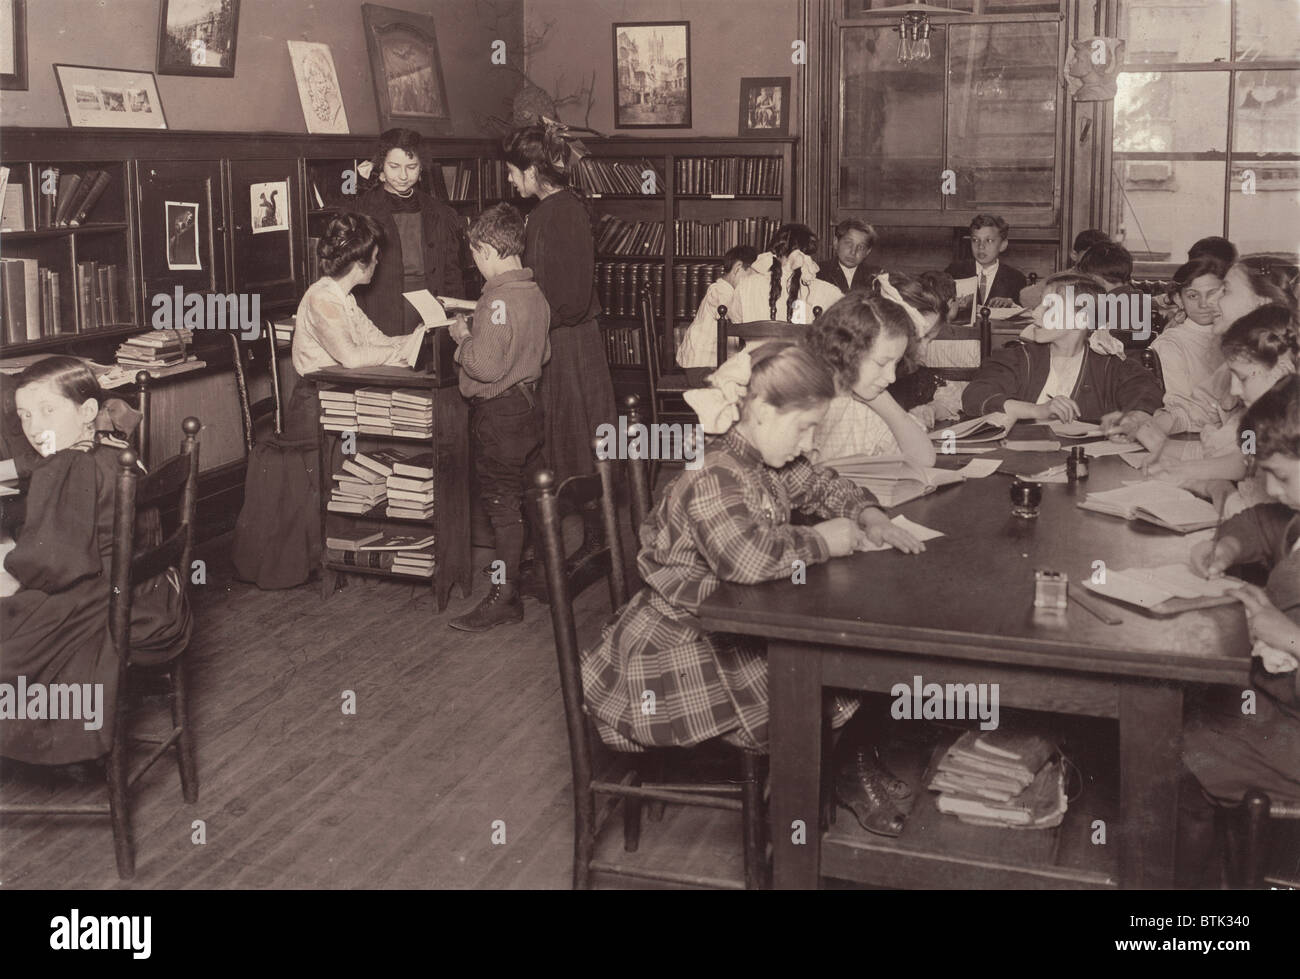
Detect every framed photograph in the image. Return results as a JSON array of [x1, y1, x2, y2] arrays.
[[613, 21, 691, 129], [739, 76, 790, 137], [0, 0, 26, 90], [362, 2, 451, 135], [156, 0, 241, 77], [166, 201, 201, 271], [249, 180, 288, 235], [53, 64, 167, 129], [287, 40, 349, 134]]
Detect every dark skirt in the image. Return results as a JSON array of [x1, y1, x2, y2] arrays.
[[229, 380, 323, 590], [540, 318, 617, 482]]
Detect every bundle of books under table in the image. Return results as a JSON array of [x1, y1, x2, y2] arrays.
[[318, 388, 357, 433], [924, 729, 1066, 829], [324, 531, 437, 577], [115, 329, 191, 370]]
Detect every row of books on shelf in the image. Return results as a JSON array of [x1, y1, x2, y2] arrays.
[[325, 530, 437, 578], [595, 261, 664, 319], [116, 329, 192, 369], [601, 325, 643, 368], [0, 166, 116, 231], [319, 386, 435, 438], [480, 160, 521, 202], [674, 218, 777, 258], [0, 260, 65, 343], [673, 263, 726, 320], [328, 447, 437, 524], [674, 157, 784, 197], [573, 157, 665, 196], [594, 215, 664, 256]]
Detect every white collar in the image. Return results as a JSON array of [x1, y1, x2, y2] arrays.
[[840, 263, 858, 286], [976, 260, 999, 280]]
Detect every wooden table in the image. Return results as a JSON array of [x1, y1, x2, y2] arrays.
[[698, 446, 1252, 889]]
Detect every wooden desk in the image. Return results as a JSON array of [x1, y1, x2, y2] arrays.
[[698, 452, 1252, 889]]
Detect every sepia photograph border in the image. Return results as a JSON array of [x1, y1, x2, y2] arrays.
[[612, 20, 692, 130]]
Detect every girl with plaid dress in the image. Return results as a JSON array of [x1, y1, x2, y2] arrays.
[[583, 309, 926, 755]]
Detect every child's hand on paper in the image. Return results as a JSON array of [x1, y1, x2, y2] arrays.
[[449, 314, 470, 344], [1190, 535, 1242, 578], [988, 297, 1017, 308], [1232, 583, 1300, 662], [909, 403, 938, 431], [1039, 395, 1080, 424], [859, 508, 927, 554], [814, 517, 864, 558]]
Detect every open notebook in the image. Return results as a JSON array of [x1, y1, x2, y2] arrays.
[[824, 454, 998, 507], [927, 413, 1009, 445], [1077, 480, 1220, 533], [1080, 564, 1244, 610]]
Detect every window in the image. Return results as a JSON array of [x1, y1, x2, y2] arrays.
[[1112, 0, 1300, 264]]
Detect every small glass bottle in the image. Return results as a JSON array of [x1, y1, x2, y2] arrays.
[[1067, 445, 1089, 481]]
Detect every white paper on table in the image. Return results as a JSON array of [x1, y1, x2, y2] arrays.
[[1049, 420, 1103, 438], [957, 457, 1002, 478], [855, 515, 945, 552], [402, 290, 453, 327], [986, 305, 1027, 320], [1076, 440, 1148, 458]]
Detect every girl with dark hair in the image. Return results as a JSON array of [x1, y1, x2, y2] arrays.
[[1150, 257, 1227, 404], [2, 357, 190, 765], [504, 124, 617, 565], [230, 213, 426, 590], [353, 127, 467, 337], [729, 223, 844, 324]]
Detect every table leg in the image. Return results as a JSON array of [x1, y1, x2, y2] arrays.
[[769, 640, 823, 889], [1118, 682, 1183, 888]]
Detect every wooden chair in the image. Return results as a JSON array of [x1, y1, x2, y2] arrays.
[[229, 325, 285, 453], [637, 290, 693, 487], [1242, 790, 1300, 888], [715, 304, 814, 368], [0, 417, 201, 879], [530, 443, 765, 890], [1140, 347, 1165, 392], [623, 394, 654, 541]]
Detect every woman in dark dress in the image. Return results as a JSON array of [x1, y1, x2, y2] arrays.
[[353, 128, 467, 336], [504, 125, 617, 559], [2, 357, 191, 764]]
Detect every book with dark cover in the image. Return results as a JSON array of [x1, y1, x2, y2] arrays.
[[69, 170, 113, 226], [391, 452, 434, 479], [38, 166, 58, 228], [1, 260, 26, 345], [52, 172, 82, 227], [324, 547, 395, 569]]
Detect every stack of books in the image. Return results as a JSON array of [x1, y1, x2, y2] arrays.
[[115, 330, 190, 369], [390, 388, 434, 438], [324, 532, 437, 571], [925, 729, 1066, 830], [594, 214, 665, 256], [573, 157, 663, 196], [318, 388, 357, 432], [355, 387, 395, 436], [271, 315, 295, 344], [392, 549, 436, 578], [329, 448, 406, 514], [674, 157, 783, 196], [386, 451, 434, 520]]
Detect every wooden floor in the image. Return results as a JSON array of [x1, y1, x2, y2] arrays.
[[0, 503, 751, 889]]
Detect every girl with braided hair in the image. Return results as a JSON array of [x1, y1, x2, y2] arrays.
[[728, 223, 844, 326]]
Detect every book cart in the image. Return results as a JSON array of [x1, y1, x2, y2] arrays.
[[310, 364, 470, 613]]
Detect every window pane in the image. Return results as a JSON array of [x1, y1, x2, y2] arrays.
[[947, 22, 1058, 209], [1231, 162, 1300, 253], [839, 26, 945, 210], [1234, 70, 1300, 153], [1120, 0, 1229, 65], [1235, 0, 1300, 61], [1114, 72, 1229, 152], [1115, 160, 1225, 262]]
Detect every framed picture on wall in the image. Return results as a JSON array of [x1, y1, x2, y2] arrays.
[[156, 0, 241, 77], [0, 0, 28, 91], [287, 40, 350, 134], [613, 21, 691, 129], [362, 2, 451, 135], [53, 64, 168, 129], [738, 77, 790, 137]]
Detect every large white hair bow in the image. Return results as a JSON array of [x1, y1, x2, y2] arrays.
[[683, 347, 754, 434], [751, 249, 820, 286], [874, 272, 932, 338]]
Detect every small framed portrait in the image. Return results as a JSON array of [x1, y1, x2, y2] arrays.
[[0, 0, 27, 91], [54, 64, 168, 129], [738, 77, 791, 137], [613, 21, 691, 129], [250, 180, 289, 235], [165, 201, 201, 271], [157, 0, 241, 78]]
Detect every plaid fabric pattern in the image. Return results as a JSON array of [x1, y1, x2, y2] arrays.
[[582, 429, 875, 752], [811, 395, 921, 463]]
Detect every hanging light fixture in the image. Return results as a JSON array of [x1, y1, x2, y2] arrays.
[[866, 3, 968, 67]]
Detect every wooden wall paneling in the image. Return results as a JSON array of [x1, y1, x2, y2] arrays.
[[226, 158, 304, 309], [134, 159, 227, 304]]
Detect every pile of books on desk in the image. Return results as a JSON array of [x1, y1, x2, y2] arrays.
[[115, 329, 191, 369], [385, 451, 435, 520], [319, 389, 357, 433], [355, 387, 394, 435], [925, 729, 1066, 829]]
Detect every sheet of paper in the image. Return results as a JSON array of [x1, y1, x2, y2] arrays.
[[402, 290, 452, 327], [1074, 440, 1147, 458], [401, 324, 432, 368], [855, 515, 945, 552], [954, 275, 978, 299], [1129, 564, 1244, 600], [1049, 420, 1103, 438], [986, 305, 1026, 320], [957, 458, 1002, 478], [1024, 466, 1069, 483], [0, 458, 16, 481], [1003, 439, 1062, 452]]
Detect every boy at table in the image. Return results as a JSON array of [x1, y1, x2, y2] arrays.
[[945, 214, 1028, 324], [1179, 375, 1300, 885], [447, 204, 551, 632]]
